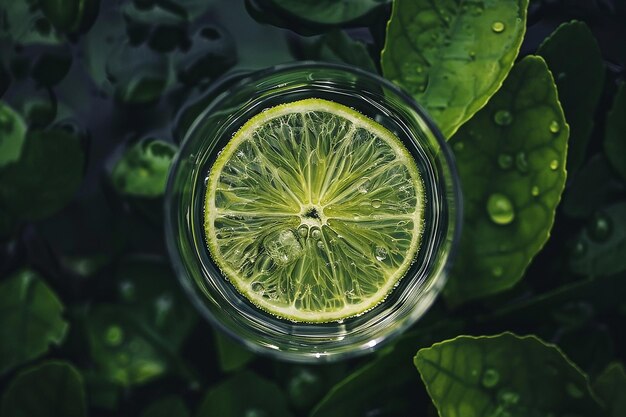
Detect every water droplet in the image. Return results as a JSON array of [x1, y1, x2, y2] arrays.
[[317, 241, 324, 249], [487, 193, 515, 225], [550, 160, 559, 170], [251, 282, 265, 293], [482, 368, 500, 388], [515, 152, 529, 173], [371, 199, 382, 208], [549, 120, 560, 133], [492, 266, 504, 277], [375, 246, 388, 261], [297, 225, 308, 238], [358, 179, 370, 193], [453, 142, 464, 152], [494, 110, 513, 126], [498, 389, 520, 405], [105, 325, 124, 346], [531, 186, 540, 197], [566, 382, 584, 399], [572, 241, 586, 258], [311, 229, 321, 240], [491, 21, 505, 33], [498, 153, 513, 170], [588, 212, 612, 242]]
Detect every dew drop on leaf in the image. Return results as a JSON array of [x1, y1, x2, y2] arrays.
[[487, 193, 515, 225], [515, 152, 529, 173], [491, 21, 505, 33], [481, 368, 500, 387], [497, 153, 513, 170], [105, 325, 124, 347], [588, 212, 612, 242], [493, 110, 513, 126], [550, 160, 559, 170], [531, 186, 540, 197], [549, 120, 560, 133]]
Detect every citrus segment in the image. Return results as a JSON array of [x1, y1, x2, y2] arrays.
[[204, 98, 425, 322]]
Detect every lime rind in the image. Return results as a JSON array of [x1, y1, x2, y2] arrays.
[[205, 98, 425, 322]]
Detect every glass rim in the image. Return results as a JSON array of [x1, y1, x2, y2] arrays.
[[165, 61, 463, 362]]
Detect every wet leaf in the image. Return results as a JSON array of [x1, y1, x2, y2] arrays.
[[593, 362, 626, 417], [0, 361, 86, 417], [381, 0, 528, 138], [141, 396, 189, 417], [0, 128, 84, 221], [604, 82, 626, 182], [538, 21, 605, 174], [111, 138, 177, 198], [0, 101, 26, 167], [445, 56, 568, 305], [196, 370, 293, 417], [214, 330, 254, 373], [570, 202, 626, 277], [0, 269, 68, 375], [415, 333, 604, 417]]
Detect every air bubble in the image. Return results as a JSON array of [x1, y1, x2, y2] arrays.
[[371, 199, 382, 208], [311, 229, 321, 240], [317, 241, 324, 249], [375, 246, 388, 261], [297, 225, 309, 238]]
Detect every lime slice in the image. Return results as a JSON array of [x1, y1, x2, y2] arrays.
[[204, 98, 425, 322]]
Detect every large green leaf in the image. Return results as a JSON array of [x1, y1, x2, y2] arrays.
[[569, 202, 626, 277], [593, 362, 626, 417], [141, 396, 190, 417], [196, 370, 293, 417], [0, 361, 86, 417], [538, 21, 605, 174], [0, 269, 68, 375], [0, 128, 84, 221], [0, 101, 26, 167], [381, 0, 528, 138], [110, 139, 177, 198], [445, 56, 569, 304], [415, 333, 604, 417], [604, 83, 626, 182]]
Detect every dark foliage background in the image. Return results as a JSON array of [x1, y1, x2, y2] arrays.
[[0, 0, 625, 416]]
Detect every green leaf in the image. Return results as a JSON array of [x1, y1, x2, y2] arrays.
[[538, 21, 605, 174], [111, 139, 177, 198], [562, 155, 624, 219], [85, 257, 197, 387], [444, 56, 569, 304], [84, 305, 171, 387], [214, 330, 254, 373], [415, 333, 604, 417], [39, 0, 100, 32], [604, 82, 626, 182], [381, 0, 528, 138], [1, 361, 86, 417], [0, 269, 68, 375], [196, 370, 293, 417], [0, 101, 27, 167], [262, 0, 389, 26], [593, 362, 626, 417], [141, 396, 190, 417], [570, 202, 626, 277], [300, 30, 377, 72], [0, 128, 84, 221]]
